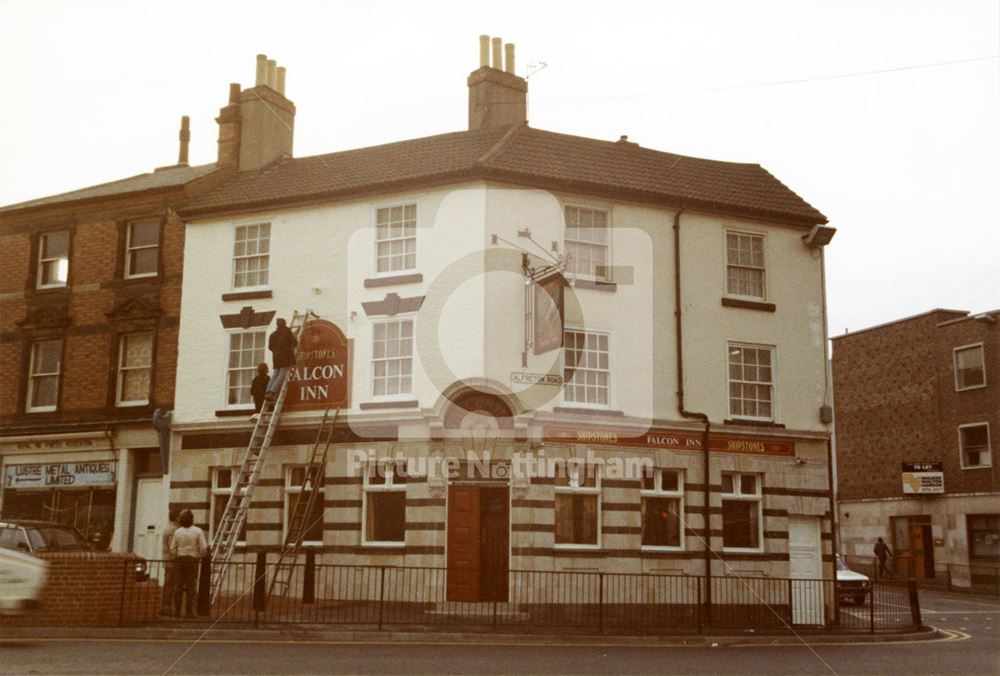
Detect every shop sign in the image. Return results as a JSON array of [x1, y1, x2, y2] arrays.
[[901, 462, 944, 494], [284, 319, 351, 411], [533, 272, 565, 355], [4, 461, 117, 489], [544, 426, 795, 456]]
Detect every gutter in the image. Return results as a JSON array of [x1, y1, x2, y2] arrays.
[[673, 208, 713, 622]]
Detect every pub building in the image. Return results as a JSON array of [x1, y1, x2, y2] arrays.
[[166, 38, 836, 609]]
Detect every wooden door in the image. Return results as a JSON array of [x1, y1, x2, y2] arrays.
[[908, 523, 926, 578], [479, 487, 509, 602], [447, 486, 481, 602]]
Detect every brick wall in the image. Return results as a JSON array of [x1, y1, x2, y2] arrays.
[[833, 309, 999, 501], [0, 552, 160, 627]]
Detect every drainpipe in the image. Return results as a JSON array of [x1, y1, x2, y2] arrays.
[[673, 208, 713, 621], [820, 247, 841, 624]]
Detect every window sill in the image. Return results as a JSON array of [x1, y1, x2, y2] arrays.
[[955, 384, 987, 392], [26, 407, 58, 414], [360, 400, 419, 410], [570, 278, 617, 292], [553, 406, 625, 417], [723, 419, 785, 429], [640, 545, 685, 553], [361, 542, 406, 549], [960, 464, 993, 470], [721, 547, 765, 554], [116, 401, 150, 408], [216, 408, 255, 417], [553, 544, 602, 551], [222, 289, 273, 302], [364, 273, 423, 288], [721, 297, 776, 312]]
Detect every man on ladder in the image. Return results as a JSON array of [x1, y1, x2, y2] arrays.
[[265, 317, 298, 402]]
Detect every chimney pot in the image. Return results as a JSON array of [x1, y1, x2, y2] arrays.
[[255, 54, 267, 86], [491, 37, 502, 70], [619, 135, 628, 142], [277, 66, 287, 96], [266, 59, 277, 89], [479, 35, 490, 67], [228, 82, 241, 104], [177, 116, 191, 165], [504, 43, 515, 74]]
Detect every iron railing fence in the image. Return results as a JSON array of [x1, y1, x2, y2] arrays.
[[119, 558, 921, 634], [844, 555, 1000, 596]]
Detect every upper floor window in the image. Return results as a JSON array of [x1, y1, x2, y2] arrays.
[[27, 339, 62, 412], [226, 330, 266, 406], [954, 344, 986, 390], [372, 318, 414, 397], [726, 231, 766, 299], [959, 423, 992, 469], [563, 329, 610, 406], [564, 206, 610, 280], [375, 205, 416, 273], [37, 230, 70, 289], [721, 472, 762, 551], [728, 343, 774, 421], [125, 218, 160, 278], [117, 333, 153, 406], [641, 468, 684, 550], [233, 223, 270, 288], [554, 463, 601, 547]]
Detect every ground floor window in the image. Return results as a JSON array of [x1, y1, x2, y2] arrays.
[[967, 514, 1000, 560], [0, 487, 115, 550], [363, 461, 406, 545], [640, 468, 684, 549], [284, 465, 325, 545], [211, 467, 246, 545], [721, 472, 762, 551], [554, 463, 600, 547]]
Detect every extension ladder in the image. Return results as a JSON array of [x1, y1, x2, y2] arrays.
[[208, 310, 314, 604], [267, 408, 339, 599]]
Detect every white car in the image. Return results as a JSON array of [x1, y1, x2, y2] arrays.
[[836, 554, 871, 605], [0, 546, 48, 615]]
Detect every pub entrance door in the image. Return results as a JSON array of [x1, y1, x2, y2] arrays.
[[446, 485, 509, 602]]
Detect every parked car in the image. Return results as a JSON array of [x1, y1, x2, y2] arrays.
[[0, 520, 148, 581], [836, 554, 870, 605], [0, 545, 48, 615]]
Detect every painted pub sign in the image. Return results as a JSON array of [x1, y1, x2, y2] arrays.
[[285, 319, 351, 410]]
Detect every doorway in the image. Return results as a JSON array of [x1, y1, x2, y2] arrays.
[[788, 516, 824, 625], [446, 485, 509, 602], [891, 515, 935, 579], [133, 477, 166, 561]]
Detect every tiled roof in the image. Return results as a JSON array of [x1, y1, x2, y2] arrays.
[[183, 124, 827, 224], [0, 163, 218, 213]]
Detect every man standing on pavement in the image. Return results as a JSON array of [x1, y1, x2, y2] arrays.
[[170, 510, 208, 618], [873, 536, 892, 578], [160, 508, 180, 614], [265, 318, 297, 401]]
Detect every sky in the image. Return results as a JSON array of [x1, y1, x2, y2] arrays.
[[1, 0, 997, 336]]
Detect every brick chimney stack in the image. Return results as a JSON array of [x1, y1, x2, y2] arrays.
[[468, 35, 527, 130], [215, 54, 296, 172], [177, 116, 190, 165]]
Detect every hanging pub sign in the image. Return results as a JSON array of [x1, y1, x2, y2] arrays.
[[284, 319, 351, 411], [4, 461, 117, 489], [901, 461, 944, 494], [533, 271, 565, 355]]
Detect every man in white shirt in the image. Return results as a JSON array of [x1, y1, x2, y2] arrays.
[[170, 510, 207, 617]]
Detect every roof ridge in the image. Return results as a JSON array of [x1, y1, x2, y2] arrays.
[[476, 122, 525, 166]]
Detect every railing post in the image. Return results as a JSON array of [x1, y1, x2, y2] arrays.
[[908, 578, 922, 628], [869, 582, 876, 634], [252, 551, 267, 612], [377, 566, 386, 631], [946, 564, 953, 593], [492, 600, 498, 632], [696, 577, 702, 634], [197, 555, 212, 616], [787, 577, 794, 626], [597, 572, 604, 634], [304, 549, 316, 604], [117, 557, 131, 626]]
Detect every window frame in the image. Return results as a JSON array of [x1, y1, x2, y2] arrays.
[[283, 465, 325, 547], [210, 467, 247, 548], [958, 423, 992, 470], [966, 514, 1000, 561], [115, 332, 155, 407], [720, 472, 764, 553], [230, 222, 272, 290], [370, 316, 416, 400], [563, 204, 612, 281], [954, 343, 987, 391], [35, 229, 71, 290], [361, 461, 407, 547], [727, 342, 776, 422], [553, 462, 602, 550], [561, 327, 613, 409], [124, 217, 161, 280], [640, 468, 685, 551], [724, 229, 767, 301], [224, 328, 267, 409], [372, 203, 418, 276], [26, 339, 63, 413]]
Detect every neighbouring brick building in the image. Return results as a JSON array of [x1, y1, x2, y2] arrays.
[[832, 308, 1000, 585]]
